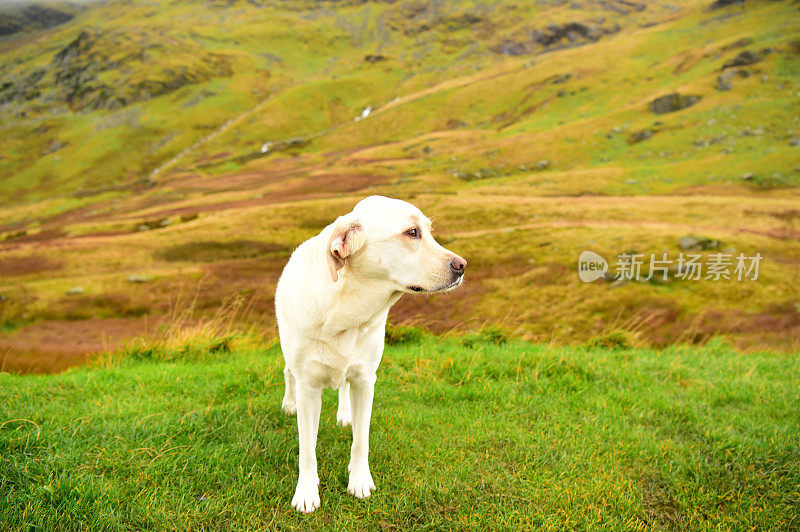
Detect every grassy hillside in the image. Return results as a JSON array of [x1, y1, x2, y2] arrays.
[[1, 331, 798, 529], [1, 0, 800, 370]]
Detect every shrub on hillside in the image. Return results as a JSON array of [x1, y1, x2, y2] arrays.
[[461, 325, 510, 348], [586, 330, 635, 350], [385, 323, 424, 345]]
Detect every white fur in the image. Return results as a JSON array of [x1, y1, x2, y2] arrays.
[[275, 196, 466, 513]]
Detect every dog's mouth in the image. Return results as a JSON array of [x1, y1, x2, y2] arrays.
[[406, 277, 463, 294]]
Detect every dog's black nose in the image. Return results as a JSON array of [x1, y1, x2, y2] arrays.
[[450, 256, 467, 276]]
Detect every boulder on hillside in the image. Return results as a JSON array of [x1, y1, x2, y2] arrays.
[[649, 93, 701, 114], [678, 235, 723, 251], [364, 54, 388, 63], [716, 69, 737, 91], [628, 129, 654, 143], [721, 50, 762, 70]]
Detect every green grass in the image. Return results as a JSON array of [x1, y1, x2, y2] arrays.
[[1, 332, 798, 529]]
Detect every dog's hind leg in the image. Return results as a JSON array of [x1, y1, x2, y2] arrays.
[[282, 366, 297, 415], [336, 382, 352, 427]]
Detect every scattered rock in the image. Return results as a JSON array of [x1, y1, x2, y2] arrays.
[[716, 69, 736, 91], [136, 218, 170, 232], [789, 138, 800, 147], [628, 129, 654, 143], [126, 274, 153, 283], [66, 286, 85, 295], [649, 93, 701, 114], [492, 40, 529, 56], [737, 126, 763, 137], [257, 137, 310, 153], [364, 54, 388, 63], [44, 139, 64, 154], [741, 172, 755, 180], [536, 159, 550, 170], [722, 50, 761, 70], [679, 235, 723, 251]]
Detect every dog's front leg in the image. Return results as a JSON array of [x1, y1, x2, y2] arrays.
[[347, 374, 377, 499], [291, 383, 322, 513]]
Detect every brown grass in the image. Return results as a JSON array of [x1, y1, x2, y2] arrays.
[[0, 255, 64, 276], [0, 316, 157, 374]]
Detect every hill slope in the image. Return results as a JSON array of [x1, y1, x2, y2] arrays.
[[1, 0, 799, 370]]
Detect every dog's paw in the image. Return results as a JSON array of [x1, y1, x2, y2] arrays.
[[336, 408, 352, 427], [281, 400, 296, 416], [347, 469, 376, 500], [291, 480, 320, 513]]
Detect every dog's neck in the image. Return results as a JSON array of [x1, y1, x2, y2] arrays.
[[320, 268, 402, 336]]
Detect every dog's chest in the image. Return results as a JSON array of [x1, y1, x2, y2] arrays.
[[314, 324, 382, 388]]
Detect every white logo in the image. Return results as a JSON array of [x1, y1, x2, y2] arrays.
[[578, 251, 608, 282]]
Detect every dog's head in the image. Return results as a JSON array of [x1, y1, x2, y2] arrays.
[[325, 196, 467, 293]]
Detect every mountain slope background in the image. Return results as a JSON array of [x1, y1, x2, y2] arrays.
[[1, 0, 799, 371]]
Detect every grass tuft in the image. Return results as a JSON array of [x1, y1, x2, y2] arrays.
[[384, 323, 425, 345], [586, 329, 636, 350]]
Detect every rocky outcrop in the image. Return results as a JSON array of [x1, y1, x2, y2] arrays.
[[491, 21, 618, 56], [721, 50, 762, 70], [530, 22, 602, 46], [1, 28, 235, 111], [649, 93, 701, 114]]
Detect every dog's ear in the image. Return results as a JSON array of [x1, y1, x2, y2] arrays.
[[326, 220, 365, 282]]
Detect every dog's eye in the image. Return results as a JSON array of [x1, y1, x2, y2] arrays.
[[405, 227, 420, 239]]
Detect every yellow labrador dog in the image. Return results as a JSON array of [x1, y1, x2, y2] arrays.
[[275, 195, 467, 513]]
